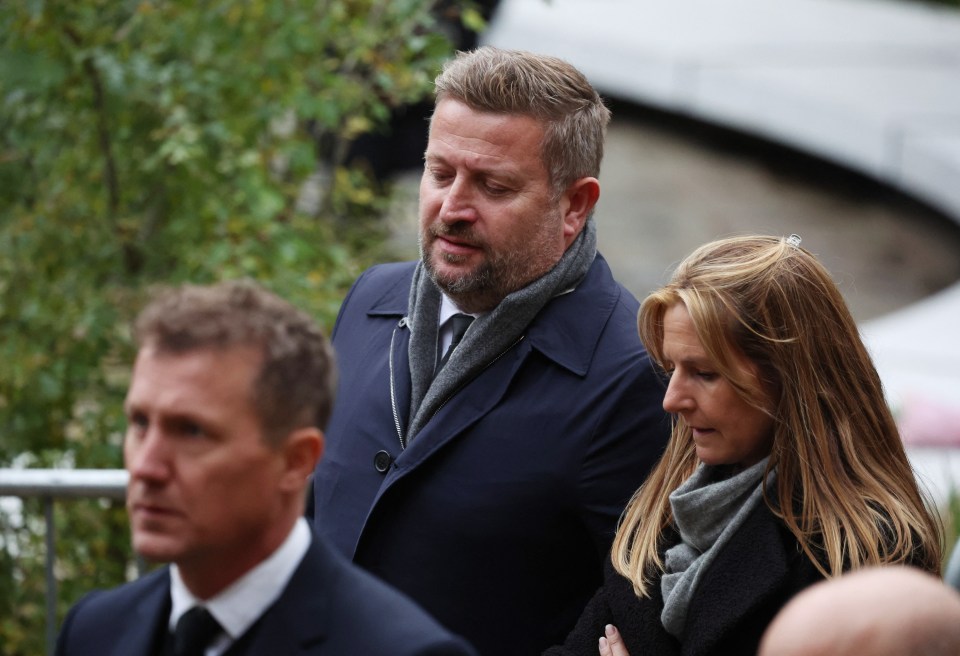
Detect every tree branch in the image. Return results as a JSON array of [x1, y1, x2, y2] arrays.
[[62, 25, 120, 218]]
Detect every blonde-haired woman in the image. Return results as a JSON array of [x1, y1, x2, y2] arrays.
[[545, 235, 941, 656]]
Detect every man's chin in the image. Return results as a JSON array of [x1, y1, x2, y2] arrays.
[[132, 532, 184, 564], [424, 251, 503, 311], [427, 257, 480, 292]]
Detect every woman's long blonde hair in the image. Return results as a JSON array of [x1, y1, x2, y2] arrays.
[[613, 235, 942, 596]]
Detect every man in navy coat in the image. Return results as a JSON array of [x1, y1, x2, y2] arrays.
[[56, 281, 477, 656], [311, 47, 670, 656]]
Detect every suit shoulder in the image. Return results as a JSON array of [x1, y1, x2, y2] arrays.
[[353, 261, 417, 293], [331, 261, 416, 339], [593, 284, 654, 364], [67, 567, 167, 617], [56, 568, 169, 654], [336, 261, 416, 316], [579, 256, 645, 351]]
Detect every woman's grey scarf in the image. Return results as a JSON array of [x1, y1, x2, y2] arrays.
[[660, 458, 774, 638], [405, 217, 598, 441]]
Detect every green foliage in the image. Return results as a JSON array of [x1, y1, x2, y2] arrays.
[[0, 1, 484, 653], [0, 0, 452, 462], [943, 486, 960, 572]]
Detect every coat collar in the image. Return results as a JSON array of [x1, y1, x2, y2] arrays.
[[366, 254, 622, 378], [366, 263, 417, 316], [524, 254, 621, 376]]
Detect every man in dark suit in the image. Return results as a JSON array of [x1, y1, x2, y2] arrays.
[[311, 47, 670, 655], [56, 281, 477, 656]]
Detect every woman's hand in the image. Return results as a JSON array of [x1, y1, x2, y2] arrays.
[[598, 624, 630, 656]]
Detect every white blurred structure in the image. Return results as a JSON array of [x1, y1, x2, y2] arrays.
[[484, 0, 960, 503]]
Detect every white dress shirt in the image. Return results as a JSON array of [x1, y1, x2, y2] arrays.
[[168, 517, 312, 655]]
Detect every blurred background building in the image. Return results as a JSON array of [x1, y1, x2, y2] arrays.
[[481, 0, 960, 502]]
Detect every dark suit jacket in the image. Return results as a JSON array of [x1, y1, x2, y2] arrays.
[[544, 501, 826, 656], [55, 533, 478, 656], [312, 255, 670, 655]]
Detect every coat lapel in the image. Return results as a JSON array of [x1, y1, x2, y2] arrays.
[[110, 568, 172, 656], [395, 336, 529, 469], [524, 254, 621, 378]]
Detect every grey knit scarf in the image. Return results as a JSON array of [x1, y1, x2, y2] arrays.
[[660, 458, 774, 638], [405, 217, 598, 441]]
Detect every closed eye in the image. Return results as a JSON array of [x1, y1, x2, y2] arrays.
[[483, 182, 512, 196], [424, 162, 454, 184], [429, 170, 454, 185]]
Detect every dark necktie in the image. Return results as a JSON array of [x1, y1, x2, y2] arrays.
[[437, 313, 474, 372], [172, 606, 223, 656]]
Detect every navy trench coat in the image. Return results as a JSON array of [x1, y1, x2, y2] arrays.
[[312, 254, 670, 656]]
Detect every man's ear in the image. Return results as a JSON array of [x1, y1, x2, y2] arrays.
[[279, 427, 324, 493], [561, 177, 600, 247]]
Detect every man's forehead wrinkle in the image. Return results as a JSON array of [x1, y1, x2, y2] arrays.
[[430, 132, 513, 163]]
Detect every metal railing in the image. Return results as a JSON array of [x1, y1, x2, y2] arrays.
[[0, 468, 129, 656]]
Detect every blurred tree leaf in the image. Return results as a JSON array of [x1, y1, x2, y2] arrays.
[[0, 1, 477, 653]]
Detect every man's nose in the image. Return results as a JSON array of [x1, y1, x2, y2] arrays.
[[126, 427, 171, 483], [439, 176, 479, 225]]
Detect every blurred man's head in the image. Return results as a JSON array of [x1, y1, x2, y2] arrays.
[[759, 566, 960, 656], [123, 280, 335, 598]]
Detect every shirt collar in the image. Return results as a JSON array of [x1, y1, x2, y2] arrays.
[[169, 517, 311, 641], [438, 293, 474, 327]]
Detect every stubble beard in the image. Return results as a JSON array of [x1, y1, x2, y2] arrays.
[[419, 213, 564, 314]]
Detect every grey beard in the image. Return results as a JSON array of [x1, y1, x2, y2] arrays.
[[421, 251, 502, 312], [418, 225, 561, 313], [426, 251, 494, 295]]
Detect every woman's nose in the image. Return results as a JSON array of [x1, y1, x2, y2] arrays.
[[662, 376, 691, 414]]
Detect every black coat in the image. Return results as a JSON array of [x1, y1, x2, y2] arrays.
[[545, 501, 825, 656], [55, 533, 477, 656]]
